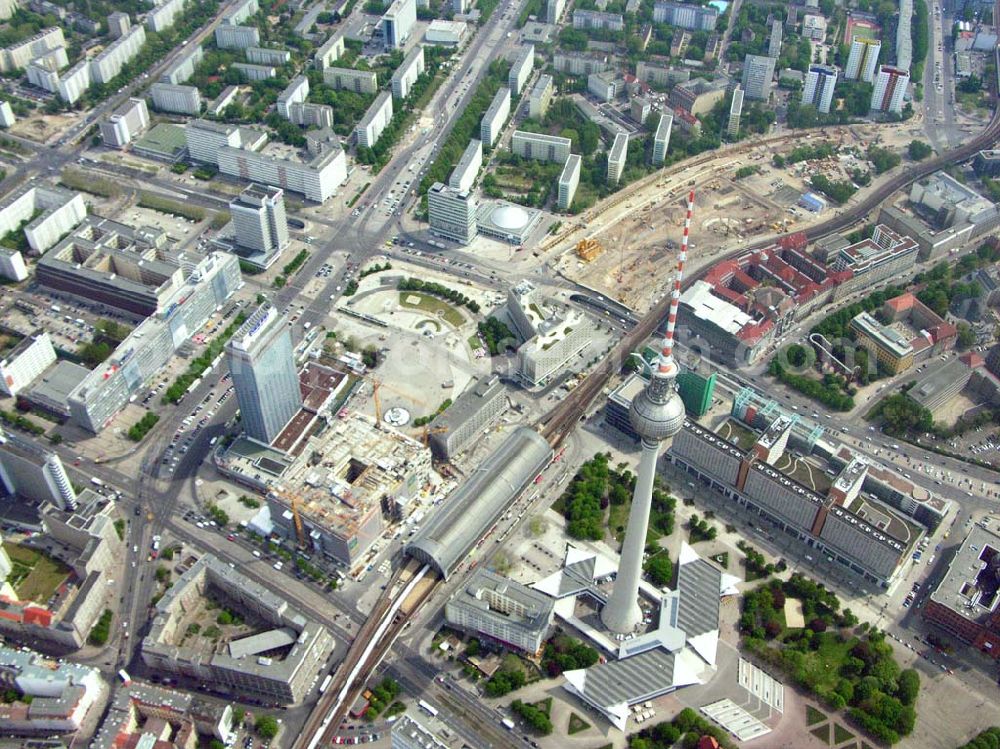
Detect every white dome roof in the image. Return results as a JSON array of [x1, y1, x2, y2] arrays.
[[492, 204, 529, 231]]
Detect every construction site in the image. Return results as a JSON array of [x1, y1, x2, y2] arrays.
[[263, 410, 435, 570]]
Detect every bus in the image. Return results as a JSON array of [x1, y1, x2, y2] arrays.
[[91, 477, 104, 487], [418, 700, 439, 717], [318, 675, 332, 694], [118, 670, 131, 684], [500, 718, 514, 730]]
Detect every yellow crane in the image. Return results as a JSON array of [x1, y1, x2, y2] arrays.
[[420, 425, 448, 446], [372, 378, 383, 426], [271, 486, 307, 548]]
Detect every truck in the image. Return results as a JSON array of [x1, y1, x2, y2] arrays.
[[118, 670, 131, 684], [91, 477, 104, 487]]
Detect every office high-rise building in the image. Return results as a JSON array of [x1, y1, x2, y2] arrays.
[[229, 183, 289, 256], [428, 182, 478, 244], [741, 54, 776, 101], [845, 35, 881, 82], [871, 65, 909, 113], [226, 303, 302, 445], [0, 430, 77, 510], [727, 86, 744, 137], [803, 64, 838, 114]]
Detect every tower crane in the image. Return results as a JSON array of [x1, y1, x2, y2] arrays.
[[270, 485, 307, 548]]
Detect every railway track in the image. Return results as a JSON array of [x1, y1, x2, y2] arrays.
[[293, 560, 440, 749]]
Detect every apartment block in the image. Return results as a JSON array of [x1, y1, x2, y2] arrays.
[[449, 139, 482, 192], [276, 75, 309, 118], [146, 0, 185, 32], [108, 11, 131, 38], [322, 66, 378, 94], [215, 24, 260, 49], [652, 112, 673, 164], [741, 54, 776, 100], [224, 0, 258, 24], [355, 91, 393, 148], [509, 44, 534, 96], [727, 86, 743, 137], [0, 100, 13, 128], [149, 82, 202, 114], [803, 64, 838, 114], [246, 46, 291, 65], [547, 0, 565, 23], [528, 73, 554, 117], [573, 9, 624, 30], [160, 44, 203, 85], [314, 32, 345, 69], [391, 45, 425, 99], [0, 27, 64, 72], [553, 51, 609, 76], [871, 65, 908, 113], [511, 130, 571, 163], [606, 132, 628, 184], [558, 153, 581, 210], [90, 24, 146, 84], [0, 332, 56, 397], [652, 2, 718, 30], [0, 183, 86, 253], [845, 35, 881, 82], [233, 62, 276, 80], [480, 87, 511, 146]]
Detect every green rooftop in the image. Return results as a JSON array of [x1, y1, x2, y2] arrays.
[[133, 123, 187, 160]]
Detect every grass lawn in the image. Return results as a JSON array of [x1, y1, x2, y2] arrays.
[[530, 696, 552, 717], [810, 724, 831, 745], [608, 502, 629, 542], [712, 551, 729, 569], [789, 631, 855, 696], [467, 334, 482, 349], [398, 292, 464, 327], [833, 723, 855, 743], [806, 705, 827, 726], [5, 544, 71, 603], [567, 712, 590, 734]]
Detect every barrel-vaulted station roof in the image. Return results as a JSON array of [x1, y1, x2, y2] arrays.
[[406, 427, 552, 578]]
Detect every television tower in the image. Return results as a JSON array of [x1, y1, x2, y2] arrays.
[[601, 191, 694, 634]]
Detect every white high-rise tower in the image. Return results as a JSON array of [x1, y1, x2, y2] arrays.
[[601, 192, 695, 634]]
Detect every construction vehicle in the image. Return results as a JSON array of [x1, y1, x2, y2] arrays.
[[576, 237, 603, 262]]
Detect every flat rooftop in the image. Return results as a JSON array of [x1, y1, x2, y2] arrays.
[[929, 521, 1000, 624]]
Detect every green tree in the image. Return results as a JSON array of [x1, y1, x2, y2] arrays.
[[907, 140, 933, 160], [644, 555, 673, 586], [255, 715, 279, 740]]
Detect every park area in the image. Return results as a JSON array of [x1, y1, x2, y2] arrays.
[[398, 292, 465, 328], [741, 576, 919, 745], [4, 544, 71, 604]]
